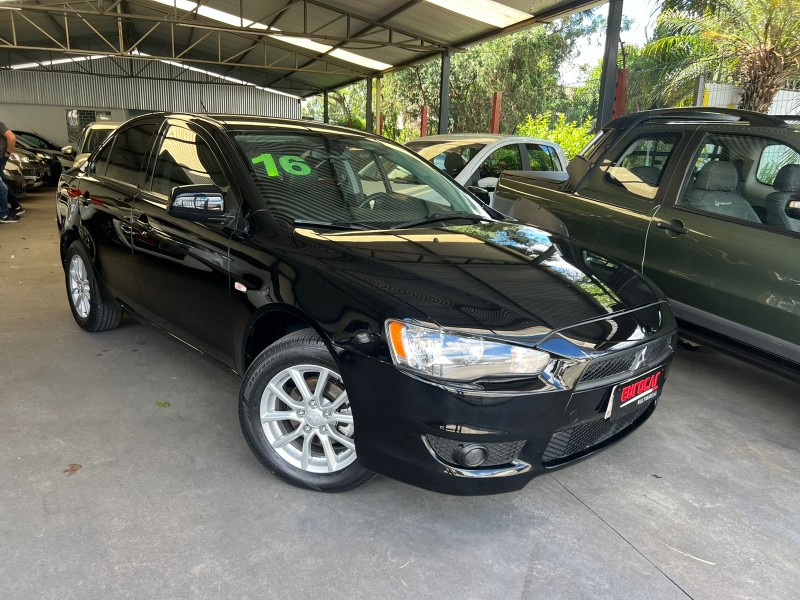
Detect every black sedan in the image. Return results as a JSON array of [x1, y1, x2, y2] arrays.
[[56, 114, 676, 495]]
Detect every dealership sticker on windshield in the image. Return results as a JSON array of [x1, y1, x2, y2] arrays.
[[605, 367, 664, 421], [251, 153, 312, 176]]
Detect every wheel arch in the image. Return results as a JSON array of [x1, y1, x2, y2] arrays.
[[241, 304, 340, 374]]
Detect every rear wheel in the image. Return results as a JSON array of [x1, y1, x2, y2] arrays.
[[239, 329, 375, 492], [64, 241, 123, 332]]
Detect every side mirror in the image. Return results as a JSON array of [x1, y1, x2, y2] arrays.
[[467, 186, 491, 204], [72, 153, 90, 170], [786, 197, 800, 219], [61, 145, 75, 156], [168, 184, 226, 223]]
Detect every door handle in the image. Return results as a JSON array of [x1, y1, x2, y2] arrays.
[[136, 213, 152, 232], [657, 219, 688, 235]]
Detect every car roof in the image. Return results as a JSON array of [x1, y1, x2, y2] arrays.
[[85, 121, 124, 129], [606, 107, 798, 130], [407, 133, 557, 145]]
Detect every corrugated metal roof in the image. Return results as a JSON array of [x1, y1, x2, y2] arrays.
[[0, 0, 605, 97]]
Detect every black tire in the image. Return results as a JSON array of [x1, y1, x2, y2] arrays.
[[64, 241, 123, 332], [239, 329, 375, 492]]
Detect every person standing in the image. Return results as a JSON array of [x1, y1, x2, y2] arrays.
[[1, 121, 20, 224]]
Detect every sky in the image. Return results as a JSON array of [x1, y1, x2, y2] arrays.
[[559, 0, 661, 86]]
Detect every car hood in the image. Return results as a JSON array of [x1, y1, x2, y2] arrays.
[[293, 221, 669, 351]]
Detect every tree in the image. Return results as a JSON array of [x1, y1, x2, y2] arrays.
[[647, 0, 800, 112]]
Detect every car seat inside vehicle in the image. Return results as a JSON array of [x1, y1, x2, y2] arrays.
[[682, 161, 761, 223], [629, 165, 661, 186], [443, 151, 467, 177], [765, 164, 800, 232]]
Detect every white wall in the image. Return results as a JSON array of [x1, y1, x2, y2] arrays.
[[703, 82, 800, 115], [1, 104, 127, 147]]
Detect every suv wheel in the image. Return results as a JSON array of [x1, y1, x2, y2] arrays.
[[239, 329, 375, 492], [65, 241, 123, 332]]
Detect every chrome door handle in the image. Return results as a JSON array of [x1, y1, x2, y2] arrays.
[[657, 220, 688, 235]]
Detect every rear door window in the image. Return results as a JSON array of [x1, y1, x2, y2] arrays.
[[526, 143, 561, 171]]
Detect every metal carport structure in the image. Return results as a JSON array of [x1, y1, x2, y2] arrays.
[[0, 0, 618, 130]]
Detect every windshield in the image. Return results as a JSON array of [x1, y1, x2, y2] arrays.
[[83, 128, 115, 154], [234, 132, 491, 227], [406, 141, 486, 177]]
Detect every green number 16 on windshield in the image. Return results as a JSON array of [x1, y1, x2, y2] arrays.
[[251, 153, 312, 176]]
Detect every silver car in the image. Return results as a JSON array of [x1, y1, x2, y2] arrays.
[[407, 134, 567, 209]]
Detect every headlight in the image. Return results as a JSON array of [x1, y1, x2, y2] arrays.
[[36, 153, 47, 160], [10, 153, 29, 163], [386, 319, 550, 382]]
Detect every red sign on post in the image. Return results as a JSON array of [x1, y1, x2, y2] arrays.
[[420, 105, 428, 137]]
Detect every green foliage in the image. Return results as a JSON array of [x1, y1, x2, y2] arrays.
[[303, 10, 604, 141], [516, 112, 595, 161], [646, 0, 800, 112]]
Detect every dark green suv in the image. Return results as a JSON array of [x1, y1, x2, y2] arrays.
[[496, 108, 800, 377]]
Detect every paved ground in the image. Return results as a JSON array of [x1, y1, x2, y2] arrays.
[[1, 189, 799, 600]]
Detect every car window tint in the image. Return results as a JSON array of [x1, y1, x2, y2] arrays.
[[84, 128, 114, 154], [105, 123, 158, 185], [150, 126, 228, 196], [526, 144, 560, 171], [235, 132, 486, 227], [479, 144, 523, 178], [17, 133, 45, 149], [757, 144, 800, 185]]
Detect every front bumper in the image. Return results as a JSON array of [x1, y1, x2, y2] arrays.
[[342, 346, 673, 496]]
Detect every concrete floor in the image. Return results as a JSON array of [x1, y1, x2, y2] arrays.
[[1, 189, 799, 600]]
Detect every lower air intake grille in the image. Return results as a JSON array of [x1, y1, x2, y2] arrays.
[[426, 436, 525, 467], [542, 402, 653, 466]]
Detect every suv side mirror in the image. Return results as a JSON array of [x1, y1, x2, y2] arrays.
[[61, 145, 75, 156], [168, 184, 226, 223], [786, 197, 800, 219]]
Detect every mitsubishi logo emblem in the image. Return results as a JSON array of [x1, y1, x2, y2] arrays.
[[631, 347, 647, 371]]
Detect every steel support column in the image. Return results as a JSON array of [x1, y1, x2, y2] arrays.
[[438, 49, 450, 134], [596, 0, 623, 130], [366, 75, 373, 133]]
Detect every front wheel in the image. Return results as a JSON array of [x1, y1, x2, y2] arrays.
[[239, 329, 375, 492], [64, 241, 123, 332]]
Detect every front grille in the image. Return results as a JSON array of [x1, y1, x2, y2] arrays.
[[579, 334, 674, 383], [541, 401, 652, 466], [426, 435, 526, 467]]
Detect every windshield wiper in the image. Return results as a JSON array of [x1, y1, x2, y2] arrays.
[[391, 212, 489, 230], [293, 219, 378, 231]]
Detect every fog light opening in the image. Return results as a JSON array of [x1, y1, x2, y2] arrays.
[[453, 444, 488, 468]]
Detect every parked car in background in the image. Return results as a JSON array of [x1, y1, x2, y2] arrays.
[[62, 121, 122, 170], [496, 108, 800, 379], [2, 160, 27, 197], [14, 137, 65, 183], [57, 113, 676, 495], [406, 134, 567, 208], [8, 148, 46, 190]]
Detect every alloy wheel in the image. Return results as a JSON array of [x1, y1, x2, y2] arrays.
[[260, 365, 356, 474], [68, 254, 91, 319]]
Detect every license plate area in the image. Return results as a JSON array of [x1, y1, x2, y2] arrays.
[[605, 367, 665, 421]]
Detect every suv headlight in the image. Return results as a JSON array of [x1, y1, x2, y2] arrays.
[[386, 319, 550, 382], [10, 152, 29, 163]]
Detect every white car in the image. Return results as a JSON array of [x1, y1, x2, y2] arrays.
[[61, 121, 123, 170], [406, 134, 567, 210]]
